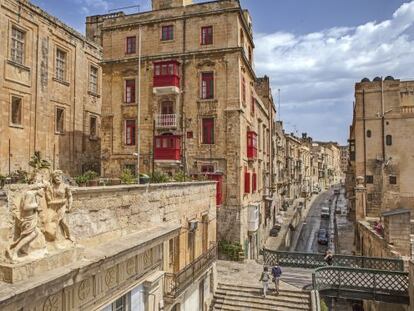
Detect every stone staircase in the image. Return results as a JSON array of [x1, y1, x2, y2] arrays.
[[212, 282, 312, 311]]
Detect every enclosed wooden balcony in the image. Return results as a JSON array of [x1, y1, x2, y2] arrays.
[[154, 135, 181, 161], [153, 60, 180, 95]]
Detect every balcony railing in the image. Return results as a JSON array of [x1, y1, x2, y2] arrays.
[[400, 105, 414, 114], [155, 114, 179, 129], [164, 244, 217, 298]]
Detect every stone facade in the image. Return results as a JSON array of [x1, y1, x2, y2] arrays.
[[0, 181, 217, 311], [0, 0, 102, 176], [86, 0, 275, 259]]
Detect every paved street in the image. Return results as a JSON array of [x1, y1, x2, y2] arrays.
[[294, 189, 334, 253]]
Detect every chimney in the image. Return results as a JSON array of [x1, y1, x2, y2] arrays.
[[152, 0, 193, 10]]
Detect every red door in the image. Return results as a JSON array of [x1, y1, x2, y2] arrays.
[[207, 174, 223, 206]]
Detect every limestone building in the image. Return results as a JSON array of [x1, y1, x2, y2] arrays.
[[0, 0, 102, 176], [339, 145, 349, 175], [86, 0, 276, 259], [0, 180, 217, 311]]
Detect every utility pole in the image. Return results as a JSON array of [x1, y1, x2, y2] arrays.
[[137, 26, 142, 176]]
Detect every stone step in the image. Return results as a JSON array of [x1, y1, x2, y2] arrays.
[[215, 289, 310, 305], [213, 298, 309, 311], [214, 293, 310, 310], [218, 282, 309, 299]]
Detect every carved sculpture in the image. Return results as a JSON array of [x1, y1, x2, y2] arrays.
[[45, 170, 74, 242], [5, 187, 44, 261]]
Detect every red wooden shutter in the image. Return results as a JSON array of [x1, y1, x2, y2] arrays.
[[252, 172, 257, 192], [201, 72, 214, 99], [202, 118, 214, 144], [244, 170, 250, 194], [125, 120, 136, 145], [125, 79, 136, 103]]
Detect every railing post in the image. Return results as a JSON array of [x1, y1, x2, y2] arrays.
[[372, 273, 376, 301]]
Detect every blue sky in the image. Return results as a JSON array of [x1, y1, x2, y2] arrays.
[[31, 0, 414, 144]]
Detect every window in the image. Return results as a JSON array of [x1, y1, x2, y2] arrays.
[[187, 131, 193, 139], [366, 130, 372, 138], [252, 172, 257, 192], [389, 175, 397, 185], [55, 49, 67, 81], [201, 72, 214, 99], [11, 96, 22, 126], [386, 135, 392, 146], [240, 29, 244, 46], [126, 36, 136, 54], [125, 79, 136, 103], [161, 101, 174, 114], [251, 95, 255, 115], [125, 120, 136, 145], [241, 76, 246, 103], [90, 116, 97, 138], [247, 131, 257, 159], [366, 175, 373, 184], [201, 26, 213, 45], [162, 25, 174, 41], [201, 165, 214, 173], [244, 169, 250, 194], [89, 66, 98, 94], [202, 118, 214, 144], [55, 107, 65, 134], [11, 27, 24, 64]]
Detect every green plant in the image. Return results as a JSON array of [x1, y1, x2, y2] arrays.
[[120, 169, 136, 184], [84, 170, 99, 181], [172, 170, 186, 182], [28, 151, 50, 170], [320, 299, 328, 311], [75, 175, 88, 185], [218, 240, 243, 261], [150, 171, 170, 183]]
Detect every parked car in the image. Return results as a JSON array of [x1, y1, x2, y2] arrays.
[[321, 206, 330, 219], [317, 228, 329, 245], [269, 224, 282, 237]]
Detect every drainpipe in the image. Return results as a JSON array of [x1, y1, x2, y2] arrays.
[[181, 17, 187, 176]]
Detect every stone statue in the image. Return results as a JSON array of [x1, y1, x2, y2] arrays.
[[5, 188, 43, 261], [45, 170, 74, 242]]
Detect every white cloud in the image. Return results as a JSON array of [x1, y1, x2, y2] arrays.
[[254, 1, 414, 144]]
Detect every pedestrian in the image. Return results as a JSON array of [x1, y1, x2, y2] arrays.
[[259, 266, 270, 298], [271, 263, 282, 294], [324, 250, 333, 266]]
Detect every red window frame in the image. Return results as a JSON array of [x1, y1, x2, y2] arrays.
[[201, 26, 213, 45], [244, 169, 250, 194], [201, 72, 214, 99], [162, 25, 174, 41], [252, 172, 257, 192], [125, 36, 136, 54], [247, 131, 257, 159], [202, 118, 214, 144], [125, 120, 136, 145], [125, 79, 136, 103]]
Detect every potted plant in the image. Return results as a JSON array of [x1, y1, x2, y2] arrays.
[[84, 170, 99, 186], [150, 171, 170, 184], [75, 175, 88, 187], [120, 169, 135, 184]]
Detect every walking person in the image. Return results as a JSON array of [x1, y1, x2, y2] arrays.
[[271, 263, 282, 295], [259, 266, 270, 298], [324, 250, 333, 266]]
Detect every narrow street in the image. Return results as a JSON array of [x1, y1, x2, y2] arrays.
[[294, 189, 334, 253]]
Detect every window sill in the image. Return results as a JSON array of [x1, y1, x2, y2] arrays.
[[161, 39, 174, 43], [53, 77, 70, 87], [9, 123, 23, 129], [7, 60, 30, 72], [55, 131, 65, 136], [89, 136, 98, 141], [88, 91, 101, 98], [122, 102, 137, 107], [197, 99, 217, 104]]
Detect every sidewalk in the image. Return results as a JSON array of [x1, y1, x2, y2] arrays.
[[265, 194, 319, 251]]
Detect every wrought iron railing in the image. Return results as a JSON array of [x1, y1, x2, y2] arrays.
[[312, 266, 409, 304], [263, 249, 404, 271], [164, 244, 217, 298]]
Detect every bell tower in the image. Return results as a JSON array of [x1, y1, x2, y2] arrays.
[[152, 0, 193, 10]]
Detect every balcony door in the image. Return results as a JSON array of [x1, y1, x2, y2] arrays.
[[161, 101, 174, 115]]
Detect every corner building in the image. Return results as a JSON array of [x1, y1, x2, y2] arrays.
[[0, 0, 102, 176], [87, 0, 276, 259]]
